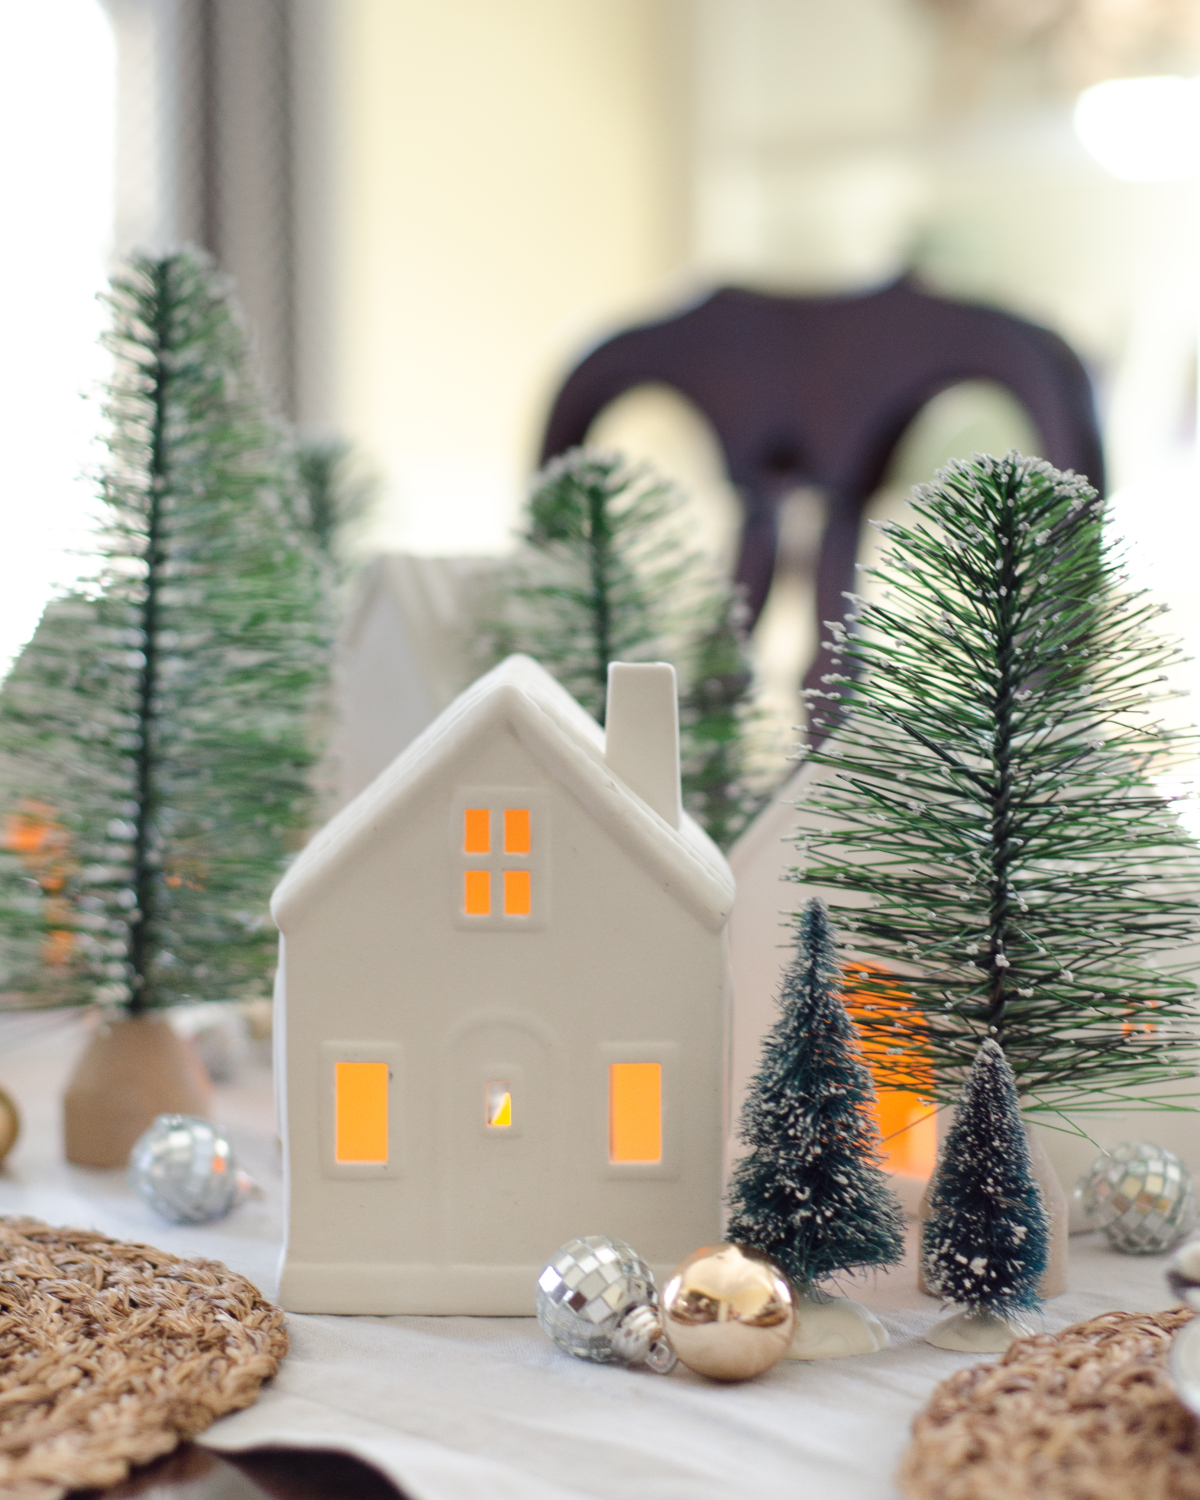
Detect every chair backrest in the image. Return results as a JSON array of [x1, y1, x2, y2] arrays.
[[539, 277, 1104, 706]]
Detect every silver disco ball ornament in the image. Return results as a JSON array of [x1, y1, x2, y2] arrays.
[[1078, 1141, 1196, 1255], [535, 1235, 676, 1374], [128, 1113, 258, 1225]]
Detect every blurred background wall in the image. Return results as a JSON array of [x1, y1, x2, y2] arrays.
[[6, 0, 1200, 733]]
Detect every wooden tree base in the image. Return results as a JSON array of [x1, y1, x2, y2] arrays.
[[64, 1014, 212, 1168]]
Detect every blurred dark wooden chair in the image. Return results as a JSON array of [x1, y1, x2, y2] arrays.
[[539, 276, 1104, 706]]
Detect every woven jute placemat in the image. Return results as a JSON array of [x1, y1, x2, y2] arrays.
[[0, 1214, 287, 1500], [900, 1307, 1200, 1500]]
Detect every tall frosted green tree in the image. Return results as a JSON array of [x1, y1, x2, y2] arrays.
[[489, 450, 690, 721], [0, 251, 330, 1011], [488, 447, 774, 847], [795, 452, 1200, 1117]]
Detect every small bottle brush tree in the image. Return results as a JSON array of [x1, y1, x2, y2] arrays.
[[795, 453, 1200, 1121], [726, 897, 906, 1333], [293, 436, 377, 579], [489, 447, 771, 847], [923, 1039, 1049, 1330], [0, 251, 330, 1022]]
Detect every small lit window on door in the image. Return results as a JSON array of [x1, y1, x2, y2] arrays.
[[335, 1061, 389, 1164], [609, 1063, 662, 1164], [485, 1079, 512, 1128], [461, 803, 534, 918]]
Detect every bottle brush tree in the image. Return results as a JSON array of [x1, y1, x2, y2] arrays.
[[794, 452, 1200, 1120], [488, 447, 773, 847], [679, 598, 766, 850], [923, 1039, 1049, 1316], [726, 897, 906, 1290], [488, 449, 693, 720], [0, 250, 330, 1013], [292, 436, 377, 579]]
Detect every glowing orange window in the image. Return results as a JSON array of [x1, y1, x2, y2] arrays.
[[464, 808, 490, 854], [846, 965, 937, 1182], [504, 808, 530, 854], [504, 869, 531, 916], [464, 869, 491, 915], [609, 1063, 662, 1164], [335, 1061, 389, 1164]]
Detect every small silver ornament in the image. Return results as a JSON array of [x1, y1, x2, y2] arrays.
[[535, 1235, 676, 1373], [128, 1113, 258, 1225], [1078, 1141, 1196, 1255]]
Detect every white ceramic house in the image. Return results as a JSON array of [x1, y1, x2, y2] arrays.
[[273, 654, 734, 1315], [332, 553, 499, 807]]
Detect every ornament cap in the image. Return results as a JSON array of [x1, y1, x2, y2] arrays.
[[611, 1302, 676, 1373]]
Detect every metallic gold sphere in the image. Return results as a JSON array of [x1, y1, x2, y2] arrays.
[[661, 1243, 795, 1381], [0, 1086, 19, 1166]]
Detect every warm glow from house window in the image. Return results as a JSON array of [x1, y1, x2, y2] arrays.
[[464, 869, 491, 915], [464, 808, 490, 854], [486, 1080, 512, 1128], [846, 965, 937, 1181], [609, 1062, 662, 1164], [504, 808, 530, 854], [503, 869, 531, 916], [335, 1061, 389, 1164]]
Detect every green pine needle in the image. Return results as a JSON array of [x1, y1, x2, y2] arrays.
[[794, 452, 1200, 1115], [485, 447, 778, 848], [0, 251, 332, 1013]]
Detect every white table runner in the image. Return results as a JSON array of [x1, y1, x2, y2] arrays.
[[0, 1013, 1182, 1500]]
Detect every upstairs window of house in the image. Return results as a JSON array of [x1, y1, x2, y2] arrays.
[[461, 801, 535, 919]]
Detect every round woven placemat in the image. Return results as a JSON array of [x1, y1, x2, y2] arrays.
[[0, 1214, 287, 1500], [900, 1307, 1200, 1500]]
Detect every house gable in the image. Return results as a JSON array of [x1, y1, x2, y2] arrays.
[[274, 655, 733, 935]]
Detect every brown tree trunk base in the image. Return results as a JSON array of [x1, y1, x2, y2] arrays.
[[63, 1014, 212, 1168]]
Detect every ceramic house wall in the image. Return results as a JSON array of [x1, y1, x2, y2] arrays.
[[278, 719, 726, 1316]]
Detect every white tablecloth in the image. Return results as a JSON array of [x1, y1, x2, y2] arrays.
[[0, 1013, 1183, 1500]]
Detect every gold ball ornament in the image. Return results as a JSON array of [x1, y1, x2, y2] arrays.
[[0, 1086, 20, 1166], [662, 1243, 795, 1381]]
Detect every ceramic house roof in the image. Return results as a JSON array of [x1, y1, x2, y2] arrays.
[[273, 654, 735, 934], [340, 553, 500, 711]]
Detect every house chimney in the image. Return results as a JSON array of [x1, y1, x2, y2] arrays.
[[605, 662, 682, 829]]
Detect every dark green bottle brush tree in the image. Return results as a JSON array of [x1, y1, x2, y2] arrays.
[[922, 1039, 1049, 1318], [0, 250, 331, 1013], [726, 897, 906, 1291], [794, 451, 1200, 1121]]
